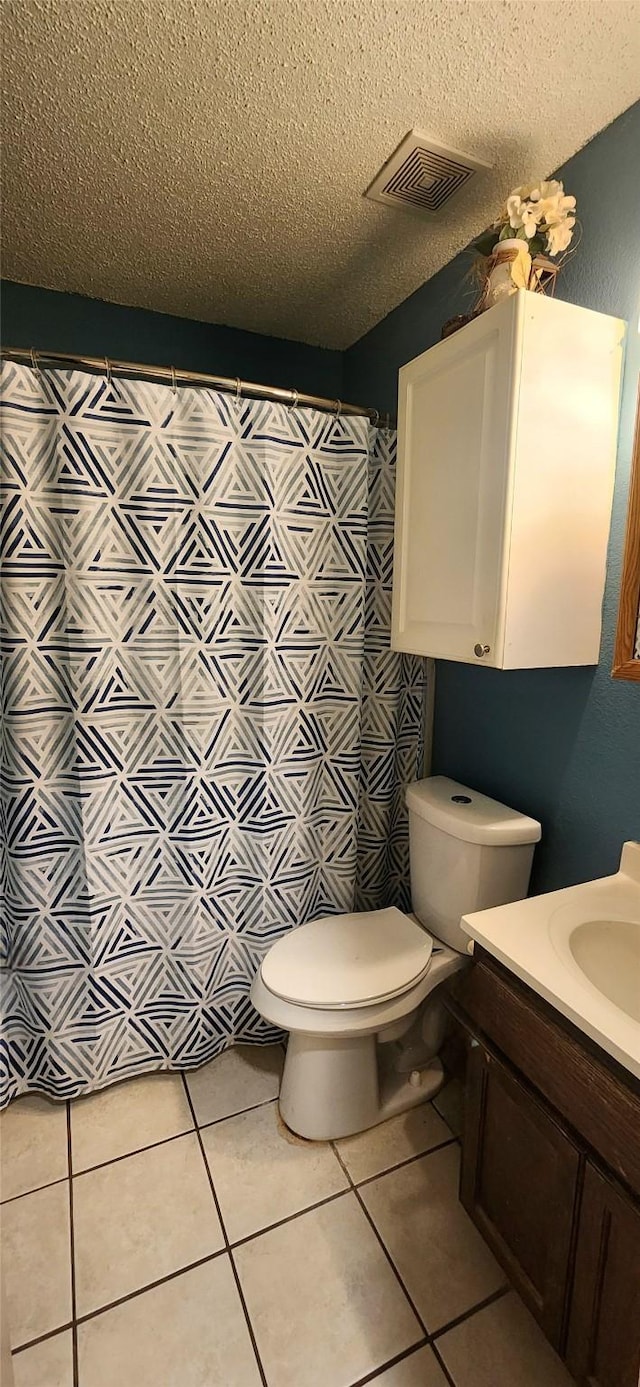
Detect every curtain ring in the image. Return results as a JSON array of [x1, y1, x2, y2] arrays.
[[289, 388, 299, 411], [171, 365, 177, 395], [104, 358, 112, 387], [371, 409, 379, 428], [30, 348, 39, 373], [235, 377, 242, 399], [334, 399, 342, 419]]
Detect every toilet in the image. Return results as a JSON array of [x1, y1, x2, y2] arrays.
[[251, 776, 541, 1140]]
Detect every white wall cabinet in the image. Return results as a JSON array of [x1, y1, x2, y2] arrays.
[[391, 291, 624, 668]]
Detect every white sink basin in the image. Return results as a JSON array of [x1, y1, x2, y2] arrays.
[[565, 918, 640, 1022], [463, 841, 640, 1079]]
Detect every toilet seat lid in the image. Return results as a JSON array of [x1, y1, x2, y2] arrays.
[[260, 908, 433, 1009]]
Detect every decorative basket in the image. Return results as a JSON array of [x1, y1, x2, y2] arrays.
[[476, 240, 561, 313]]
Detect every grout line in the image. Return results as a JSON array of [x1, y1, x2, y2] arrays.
[[196, 1094, 280, 1134], [331, 1142, 430, 1339], [11, 1324, 74, 1357], [73, 1249, 227, 1328], [432, 1112, 462, 1141], [180, 1074, 269, 1387], [430, 1284, 511, 1342], [227, 1251, 269, 1387], [1, 1174, 71, 1206], [431, 1093, 463, 1132], [346, 1336, 429, 1387], [71, 1126, 194, 1180], [429, 1338, 458, 1387], [66, 1102, 79, 1387], [432, 1104, 462, 1135], [433, 1118, 462, 1143], [352, 1135, 458, 1190], [230, 1187, 350, 1249]]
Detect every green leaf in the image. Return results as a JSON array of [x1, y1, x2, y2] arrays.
[[499, 224, 527, 242], [472, 229, 499, 257]]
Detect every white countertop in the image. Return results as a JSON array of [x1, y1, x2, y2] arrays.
[[462, 841, 640, 1081]]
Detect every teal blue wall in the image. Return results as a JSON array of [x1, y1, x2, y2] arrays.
[[344, 103, 640, 893], [1, 280, 343, 399]]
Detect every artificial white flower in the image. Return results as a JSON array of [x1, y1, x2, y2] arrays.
[[546, 218, 576, 256], [542, 194, 577, 226], [506, 194, 542, 239], [535, 180, 563, 201]]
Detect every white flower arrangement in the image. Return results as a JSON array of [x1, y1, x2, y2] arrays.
[[502, 180, 577, 257], [473, 179, 577, 261]]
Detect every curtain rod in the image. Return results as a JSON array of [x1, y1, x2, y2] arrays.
[[0, 346, 394, 428]]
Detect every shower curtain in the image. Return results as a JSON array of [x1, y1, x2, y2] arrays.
[[0, 361, 426, 1106]]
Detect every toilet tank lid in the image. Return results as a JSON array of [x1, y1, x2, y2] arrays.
[[406, 777, 541, 847]]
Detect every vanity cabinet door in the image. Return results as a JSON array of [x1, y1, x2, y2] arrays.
[[566, 1163, 640, 1387], [461, 1040, 581, 1351]]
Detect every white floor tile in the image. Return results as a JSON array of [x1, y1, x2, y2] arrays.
[[370, 1345, 449, 1385], [433, 1080, 464, 1139], [437, 1291, 576, 1386], [0, 1095, 68, 1202], [77, 1257, 262, 1387], [12, 1330, 73, 1387], [73, 1133, 224, 1316], [360, 1145, 505, 1333], [201, 1099, 348, 1242], [186, 1044, 282, 1126], [335, 1103, 451, 1184], [0, 1183, 71, 1348], [70, 1071, 193, 1172], [235, 1191, 422, 1387]]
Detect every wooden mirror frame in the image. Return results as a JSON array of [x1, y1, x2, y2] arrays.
[[612, 378, 640, 681]]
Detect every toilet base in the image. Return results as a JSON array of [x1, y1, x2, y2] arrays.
[[378, 1053, 444, 1124], [278, 1028, 445, 1141]]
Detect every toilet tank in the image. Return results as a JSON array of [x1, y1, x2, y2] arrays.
[[407, 776, 541, 954]]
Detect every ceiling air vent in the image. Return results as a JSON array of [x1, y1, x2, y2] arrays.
[[365, 129, 491, 215]]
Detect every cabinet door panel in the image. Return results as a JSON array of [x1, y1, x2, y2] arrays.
[[566, 1163, 640, 1387], [391, 303, 518, 663], [461, 1042, 580, 1350]]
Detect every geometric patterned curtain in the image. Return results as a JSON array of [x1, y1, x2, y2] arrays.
[[0, 363, 426, 1107]]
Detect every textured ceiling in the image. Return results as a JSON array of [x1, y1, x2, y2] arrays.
[[3, 0, 640, 350]]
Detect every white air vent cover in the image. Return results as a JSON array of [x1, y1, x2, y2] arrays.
[[366, 129, 491, 215]]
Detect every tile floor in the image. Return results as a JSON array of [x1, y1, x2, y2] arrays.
[[0, 1047, 576, 1387]]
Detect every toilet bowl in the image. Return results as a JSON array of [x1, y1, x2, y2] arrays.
[[252, 915, 465, 1140], [251, 776, 541, 1141]]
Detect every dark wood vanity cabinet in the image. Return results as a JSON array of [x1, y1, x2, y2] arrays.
[[566, 1164, 640, 1387], [461, 1041, 580, 1350], [449, 950, 640, 1387]]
